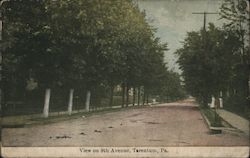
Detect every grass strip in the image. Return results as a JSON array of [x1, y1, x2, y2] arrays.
[[2, 104, 149, 128], [200, 107, 223, 127]]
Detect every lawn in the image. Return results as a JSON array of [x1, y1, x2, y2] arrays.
[[200, 107, 223, 127]]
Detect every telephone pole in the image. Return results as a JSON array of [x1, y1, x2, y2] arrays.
[[192, 12, 218, 47], [192, 12, 219, 108], [192, 12, 218, 32]]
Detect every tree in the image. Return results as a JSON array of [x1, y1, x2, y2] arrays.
[[2, 0, 60, 117], [220, 0, 250, 108], [2, 0, 183, 116], [176, 23, 241, 106], [158, 70, 186, 102]]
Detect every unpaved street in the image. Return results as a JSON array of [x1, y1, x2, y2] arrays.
[[2, 99, 249, 146]]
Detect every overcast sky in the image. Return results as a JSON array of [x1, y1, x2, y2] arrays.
[[138, 0, 225, 73]]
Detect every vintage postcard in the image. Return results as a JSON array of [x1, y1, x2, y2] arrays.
[[0, 0, 249, 157]]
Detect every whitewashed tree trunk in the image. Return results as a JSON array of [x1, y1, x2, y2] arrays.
[[210, 96, 215, 108], [219, 91, 223, 108], [85, 90, 91, 112], [43, 88, 51, 118], [68, 89, 74, 115], [219, 98, 223, 108]]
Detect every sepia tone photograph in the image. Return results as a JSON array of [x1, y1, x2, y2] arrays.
[[0, 0, 249, 157]]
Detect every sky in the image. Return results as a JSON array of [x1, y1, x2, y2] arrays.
[[138, 0, 225, 73]]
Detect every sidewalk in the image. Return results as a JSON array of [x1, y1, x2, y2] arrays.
[[217, 109, 249, 135]]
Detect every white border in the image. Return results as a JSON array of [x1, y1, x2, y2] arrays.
[[1, 146, 249, 158]]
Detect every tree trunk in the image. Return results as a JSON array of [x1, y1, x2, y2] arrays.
[[137, 86, 140, 106], [68, 89, 74, 115], [85, 90, 91, 112], [146, 94, 149, 104], [126, 84, 129, 107], [109, 84, 114, 107], [122, 83, 125, 108], [132, 87, 136, 106], [0, 89, 2, 113], [202, 95, 209, 107], [43, 88, 51, 118], [248, 74, 250, 107], [143, 88, 146, 106]]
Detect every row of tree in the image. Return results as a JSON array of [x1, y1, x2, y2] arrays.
[[2, 0, 186, 116], [176, 0, 249, 112]]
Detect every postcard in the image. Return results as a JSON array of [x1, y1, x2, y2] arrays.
[[1, 0, 249, 157]]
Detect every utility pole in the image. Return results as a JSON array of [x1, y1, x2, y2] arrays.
[[192, 12, 218, 31], [192, 12, 218, 44], [192, 12, 218, 108]]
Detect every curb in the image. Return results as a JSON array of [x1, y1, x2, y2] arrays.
[[199, 109, 222, 133], [199, 108, 239, 134]]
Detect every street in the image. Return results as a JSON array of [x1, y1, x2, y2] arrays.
[[2, 99, 249, 147]]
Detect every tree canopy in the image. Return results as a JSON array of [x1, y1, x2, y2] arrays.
[[176, 23, 241, 105], [2, 0, 186, 113]]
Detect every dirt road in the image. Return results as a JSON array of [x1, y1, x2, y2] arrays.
[[2, 99, 249, 146]]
